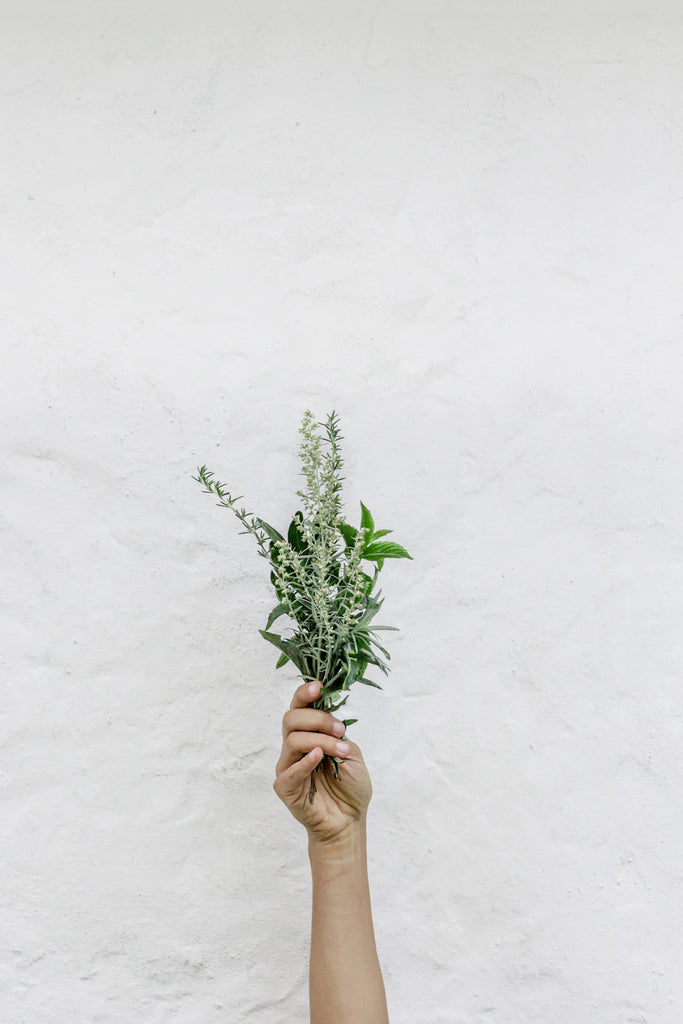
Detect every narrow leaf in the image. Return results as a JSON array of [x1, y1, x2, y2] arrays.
[[358, 677, 383, 689], [327, 694, 350, 713], [369, 635, 391, 659]]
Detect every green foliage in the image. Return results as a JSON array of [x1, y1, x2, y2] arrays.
[[193, 409, 412, 726]]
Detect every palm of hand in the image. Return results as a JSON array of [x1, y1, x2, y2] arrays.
[[293, 744, 373, 844]]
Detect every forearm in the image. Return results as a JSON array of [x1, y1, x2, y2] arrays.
[[308, 822, 389, 1024]]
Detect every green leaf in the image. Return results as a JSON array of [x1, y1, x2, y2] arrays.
[[353, 647, 386, 671], [370, 529, 393, 539], [363, 541, 413, 560], [344, 660, 362, 687], [338, 521, 357, 547], [350, 653, 369, 674], [360, 501, 374, 537], [369, 625, 399, 630], [254, 517, 284, 544], [275, 652, 289, 669], [342, 718, 358, 728], [326, 694, 350, 713], [361, 572, 375, 594], [259, 630, 306, 673], [354, 596, 385, 628], [369, 635, 391, 659], [265, 603, 289, 631], [358, 677, 383, 689], [288, 511, 306, 552]]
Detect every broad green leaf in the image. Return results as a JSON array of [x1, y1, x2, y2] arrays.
[[259, 629, 282, 648], [360, 501, 374, 536], [338, 521, 357, 547], [361, 572, 375, 594], [269, 569, 285, 601], [254, 517, 284, 544], [342, 718, 358, 728], [258, 630, 306, 673], [275, 652, 289, 669], [363, 541, 413, 560], [348, 653, 368, 675], [288, 511, 306, 552], [371, 529, 393, 539], [269, 539, 281, 564], [265, 602, 289, 631], [344, 660, 362, 687]]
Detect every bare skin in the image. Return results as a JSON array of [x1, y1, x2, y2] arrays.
[[273, 679, 390, 1024]]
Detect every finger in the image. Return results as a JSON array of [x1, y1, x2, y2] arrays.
[[290, 679, 322, 710], [273, 746, 323, 801], [277, 730, 352, 775], [282, 708, 346, 741]]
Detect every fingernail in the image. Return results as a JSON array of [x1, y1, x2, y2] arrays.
[[308, 682, 320, 697], [332, 720, 345, 736], [336, 741, 350, 756]]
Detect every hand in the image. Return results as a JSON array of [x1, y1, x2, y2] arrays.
[[273, 680, 373, 846]]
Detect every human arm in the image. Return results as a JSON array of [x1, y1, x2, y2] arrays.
[[273, 679, 390, 1024]]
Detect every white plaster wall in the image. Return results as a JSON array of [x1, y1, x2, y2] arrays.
[[2, 2, 682, 1021]]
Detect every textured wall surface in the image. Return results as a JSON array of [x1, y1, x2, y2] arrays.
[[2, 3, 682, 1022]]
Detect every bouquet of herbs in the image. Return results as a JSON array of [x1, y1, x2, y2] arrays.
[[193, 409, 411, 800]]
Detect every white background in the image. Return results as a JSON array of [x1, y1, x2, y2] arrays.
[[2, 3, 682, 1022]]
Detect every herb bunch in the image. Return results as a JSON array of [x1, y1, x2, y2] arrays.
[[193, 409, 412, 801]]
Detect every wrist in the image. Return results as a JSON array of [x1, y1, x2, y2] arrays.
[[308, 818, 368, 867]]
